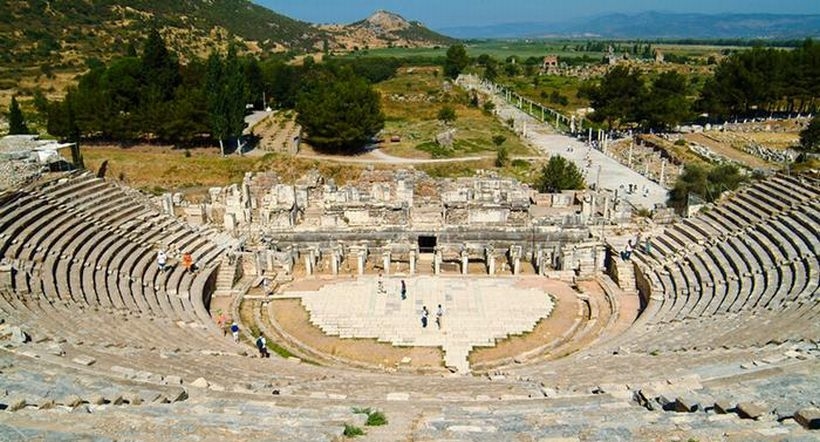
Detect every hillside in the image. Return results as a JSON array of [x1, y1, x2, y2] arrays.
[[0, 3, 457, 72], [441, 12, 820, 39], [321, 10, 456, 51], [0, 0, 325, 68]]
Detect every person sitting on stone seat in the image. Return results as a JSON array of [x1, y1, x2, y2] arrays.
[[182, 252, 195, 273]]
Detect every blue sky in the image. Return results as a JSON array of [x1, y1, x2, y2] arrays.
[[257, 1, 820, 29]]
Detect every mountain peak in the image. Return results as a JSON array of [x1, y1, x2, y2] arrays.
[[361, 10, 412, 32]]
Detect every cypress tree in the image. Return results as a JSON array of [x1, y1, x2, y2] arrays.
[[8, 96, 29, 135]]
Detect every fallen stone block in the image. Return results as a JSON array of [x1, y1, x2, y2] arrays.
[[59, 395, 84, 408], [190, 377, 209, 389], [714, 400, 735, 414], [163, 375, 183, 386], [123, 391, 142, 405], [46, 344, 65, 357], [9, 326, 29, 345], [795, 408, 820, 430], [675, 396, 699, 413], [5, 397, 27, 412], [737, 402, 767, 420], [656, 394, 675, 411], [637, 388, 658, 411], [34, 398, 56, 410], [71, 404, 91, 414], [139, 391, 163, 404], [88, 394, 107, 405], [169, 389, 188, 403], [72, 355, 96, 366], [109, 394, 124, 406]]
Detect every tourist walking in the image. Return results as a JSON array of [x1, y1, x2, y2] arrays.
[[400, 280, 406, 300], [230, 321, 240, 343], [421, 306, 429, 328], [377, 272, 385, 294], [435, 304, 444, 329], [157, 249, 167, 272], [255, 335, 269, 358]]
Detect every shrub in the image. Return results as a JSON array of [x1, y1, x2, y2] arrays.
[[343, 424, 364, 437], [365, 410, 388, 426]]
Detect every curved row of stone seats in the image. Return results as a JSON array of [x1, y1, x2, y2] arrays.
[[0, 173, 228, 327], [636, 174, 820, 267], [0, 290, 227, 354], [0, 353, 360, 442], [626, 175, 819, 355]]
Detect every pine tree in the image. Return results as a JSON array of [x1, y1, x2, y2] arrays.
[[8, 97, 29, 135]]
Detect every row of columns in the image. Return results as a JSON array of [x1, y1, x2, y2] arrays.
[[263, 244, 581, 277], [496, 84, 581, 134]]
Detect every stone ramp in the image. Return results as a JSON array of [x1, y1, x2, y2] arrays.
[[288, 276, 555, 373]]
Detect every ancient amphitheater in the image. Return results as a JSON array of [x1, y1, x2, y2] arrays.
[[1, 166, 819, 441]]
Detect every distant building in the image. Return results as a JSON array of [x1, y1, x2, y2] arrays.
[[654, 50, 665, 64], [541, 55, 559, 74]]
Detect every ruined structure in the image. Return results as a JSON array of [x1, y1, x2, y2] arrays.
[[190, 169, 610, 280]]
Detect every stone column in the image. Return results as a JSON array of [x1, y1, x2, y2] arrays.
[[660, 159, 667, 187], [487, 250, 495, 275], [263, 251, 274, 274], [461, 250, 469, 275], [331, 250, 339, 275], [434, 248, 441, 275], [304, 250, 313, 276], [510, 246, 521, 275], [382, 251, 391, 275], [356, 249, 365, 276], [409, 249, 416, 275], [256, 251, 265, 277], [162, 193, 174, 215]]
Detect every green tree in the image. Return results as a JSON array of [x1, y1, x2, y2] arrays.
[[493, 135, 508, 167], [437, 105, 457, 125], [799, 115, 820, 153], [296, 69, 384, 153], [224, 47, 248, 154], [140, 29, 180, 102], [536, 156, 585, 192], [444, 44, 469, 80], [204, 47, 247, 155], [8, 96, 29, 134], [483, 60, 498, 82], [639, 71, 691, 130], [581, 66, 644, 129], [668, 163, 746, 211]]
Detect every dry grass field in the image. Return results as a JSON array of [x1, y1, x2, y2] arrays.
[[376, 67, 537, 159]]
